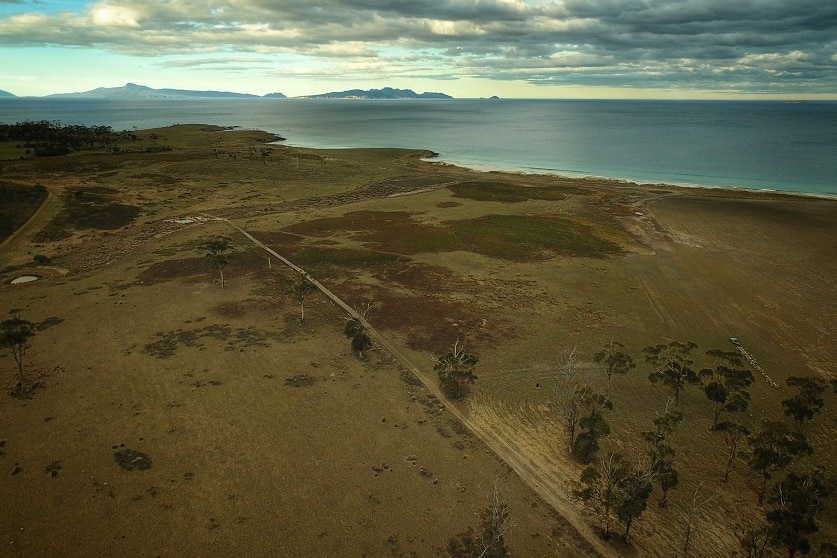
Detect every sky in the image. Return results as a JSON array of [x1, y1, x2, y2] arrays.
[[1, 0, 836, 99]]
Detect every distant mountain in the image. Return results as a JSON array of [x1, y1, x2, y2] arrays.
[[33, 83, 450, 100], [45, 83, 267, 99], [304, 87, 452, 100], [0, 89, 16, 98]]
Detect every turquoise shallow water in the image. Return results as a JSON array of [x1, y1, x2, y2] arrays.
[[1, 98, 835, 196]]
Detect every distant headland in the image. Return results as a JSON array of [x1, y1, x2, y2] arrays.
[[0, 83, 453, 100]]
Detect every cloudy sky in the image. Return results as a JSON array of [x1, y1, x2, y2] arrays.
[[1, 0, 836, 98]]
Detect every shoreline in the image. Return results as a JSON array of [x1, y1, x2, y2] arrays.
[[421, 154, 837, 201], [277, 137, 837, 201]]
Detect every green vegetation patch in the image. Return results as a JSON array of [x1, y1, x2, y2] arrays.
[[448, 181, 567, 203], [34, 186, 141, 241], [282, 210, 618, 263], [0, 182, 48, 243], [446, 214, 622, 261]]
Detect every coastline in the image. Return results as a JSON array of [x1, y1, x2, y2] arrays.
[[422, 151, 837, 201], [3, 97, 835, 198]]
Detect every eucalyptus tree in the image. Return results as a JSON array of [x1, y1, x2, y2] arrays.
[[1, 310, 36, 392], [716, 420, 750, 483], [289, 275, 316, 324], [574, 452, 631, 540], [573, 391, 613, 463], [746, 420, 813, 506], [700, 361, 754, 430], [642, 407, 684, 507], [200, 236, 233, 288], [782, 376, 827, 431], [645, 340, 701, 406], [766, 467, 833, 558], [551, 348, 587, 451], [594, 340, 636, 383]]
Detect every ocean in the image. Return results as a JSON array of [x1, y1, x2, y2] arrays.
[[1, 98, 835, 196]]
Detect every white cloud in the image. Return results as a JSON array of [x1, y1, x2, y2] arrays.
[[0, 0, 835, 95]]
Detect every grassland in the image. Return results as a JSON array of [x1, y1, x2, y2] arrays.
[[0, 125, 835, 557]]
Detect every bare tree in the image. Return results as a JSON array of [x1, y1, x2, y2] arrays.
[[680, 483, 718, 558], [573, 452, 631, 540], [551, 348, 588, 451], [447, 476, 514, 558], [734, 520, 772, 558], [716, 420, 750, 482], [434, 340, 478, 400]]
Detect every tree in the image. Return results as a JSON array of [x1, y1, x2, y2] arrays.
[[574, 452, 655, 543], [434, 340, 478, 400], [716, 420, 750, 483], [289, 275, 316, 324], [594, 340, 635, 383], [200, 236, 233, 288], [616, 460, 655, 543], [781, 376, 827, 431], [551, 348, 589, 451], [766, 468, 833, 558], [734, 519, 772, 558], [447, 477, 513, 557], [572, 391, 613, 463], [642, 407, 683, 507], [700, 364, 754, 430], [645, 341, 701, 406], [746, 420, 813, 506], [573, 452, 631, 540], [1, 310, 36, 393], [344, 302, 375, 359], [680, 484, 718, 558]]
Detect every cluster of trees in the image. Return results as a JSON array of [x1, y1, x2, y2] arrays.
[[554, 339, 837, 557], [0, 120, 127, 157]]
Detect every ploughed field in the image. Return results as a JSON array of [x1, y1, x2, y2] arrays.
[[1, 125, 835, 557]]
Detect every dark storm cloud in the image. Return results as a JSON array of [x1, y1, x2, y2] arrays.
[[0, 0, 835, 93]]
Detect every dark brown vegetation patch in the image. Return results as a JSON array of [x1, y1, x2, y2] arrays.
[[0, 182, 48, 243], [334, 283, 505, 353], [114, 449, 152, 471], [284, 373, 318, 387], [137, 257, 207, 284], [447, 181, 567, 203], [34, 186, 141, 241], [283, 211, 460, 255], [142, 324, 279, 358]]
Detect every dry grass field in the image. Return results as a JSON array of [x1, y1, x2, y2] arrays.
[[1, 125, 835, 557]]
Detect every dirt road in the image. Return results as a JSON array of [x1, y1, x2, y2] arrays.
[[224, 219, 616, 558]]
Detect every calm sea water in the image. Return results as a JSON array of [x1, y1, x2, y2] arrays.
[[1, 98, 835, 196]]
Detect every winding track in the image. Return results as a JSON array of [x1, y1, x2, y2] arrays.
[[218, 216, 618, 558]]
